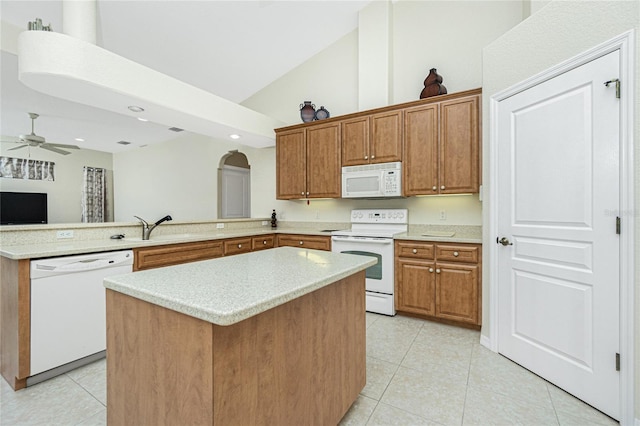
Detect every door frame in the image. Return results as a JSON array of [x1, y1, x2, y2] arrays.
[[487, 30, 635, 424]]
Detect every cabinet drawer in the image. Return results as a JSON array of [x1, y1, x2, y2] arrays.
[[252, 235, 275, 251], [134, 241, 223, 271], [395, 241, 435, 260], [277, 234, 331, 251], [223, 237, 253, 256], [435, 244, 479, 263]]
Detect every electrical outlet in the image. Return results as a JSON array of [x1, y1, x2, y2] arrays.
[[439, 210, 446, 221], [262, 221, 268, 226], [56, 230, 74, 239], [216, 223, 225, 229]]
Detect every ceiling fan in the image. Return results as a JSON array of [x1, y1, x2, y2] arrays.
[[1, 113, 80, 155]]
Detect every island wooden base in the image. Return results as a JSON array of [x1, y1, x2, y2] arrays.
[[106, 271, 366, 425]]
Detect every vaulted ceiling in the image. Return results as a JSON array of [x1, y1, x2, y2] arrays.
[[1, 1, 371, 153]]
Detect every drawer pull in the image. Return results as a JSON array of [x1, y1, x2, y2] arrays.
[[453, 251, 459, 257], [238, 244, 242, 248], [263, 240, 267, 245], [412, 249, 418, 254], [299, 241, 304, 245]]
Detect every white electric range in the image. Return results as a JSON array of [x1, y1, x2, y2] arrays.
[[331, 209, 408, 315]]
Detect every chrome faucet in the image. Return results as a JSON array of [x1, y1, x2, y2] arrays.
[[134, 215, 173, 240]]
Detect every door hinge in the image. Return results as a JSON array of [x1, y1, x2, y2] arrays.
[[604, 79, 620, 99], [616, 216, 621, 234], [616, 353, 620, 371]]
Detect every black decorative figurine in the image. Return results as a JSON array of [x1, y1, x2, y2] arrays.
[[271, 209, 277, 228]]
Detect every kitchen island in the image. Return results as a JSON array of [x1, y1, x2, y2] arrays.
[[103, 247, 375, 425]]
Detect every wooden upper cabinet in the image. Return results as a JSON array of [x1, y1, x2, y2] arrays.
[[306, 122, 341, 198], [341, 117, 369, 166], [403, 92, 480, 196], [276, 123, 341, 199], [341, 111, 402, 166], [276, 128, 306, 199], [404, 104, 439, 196], [370, 110, 403, 164], [440, 95, 479, 194]]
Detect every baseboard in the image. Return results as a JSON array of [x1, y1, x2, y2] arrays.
[[479, 334, 492, 351]]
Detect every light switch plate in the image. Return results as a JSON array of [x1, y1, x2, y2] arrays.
[[56, 230, 74, 239]]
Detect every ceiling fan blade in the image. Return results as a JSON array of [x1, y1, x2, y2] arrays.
[[8, 144, 28, 151], [42, 143, 80, 149], [40, 145, 71, 155], [1, 135, 22, 143]]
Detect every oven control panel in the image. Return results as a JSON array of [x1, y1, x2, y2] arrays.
[[351, 209, 408, 224]]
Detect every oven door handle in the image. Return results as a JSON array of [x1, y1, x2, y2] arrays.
[[331, 236, 393, 245]]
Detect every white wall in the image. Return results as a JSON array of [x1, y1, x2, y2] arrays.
[[242, 0, 523, 225], [112, 133, 276, 222], [0, 145, 113, 223], [481, 0, 640, 419]]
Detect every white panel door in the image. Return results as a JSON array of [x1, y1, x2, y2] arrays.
[[497, 50, 620, 419], [221, 165, 250, 218]]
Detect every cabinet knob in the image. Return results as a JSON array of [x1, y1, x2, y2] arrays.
[[263, 240, 267, 245], [299, 241, 304, 245], [453, 251, 459, 257], [301, 192, 305, 196], [441, 185, 445, 190], [432, 186, 437, 191], [412, 249, 417, 254], [429, 268, 434, 273], [371, 155, 375, 159], [364, 155, 368, 160], [306, 192, 310, 196], [436, 268, 441, 274], [238, 244, 242, 248]]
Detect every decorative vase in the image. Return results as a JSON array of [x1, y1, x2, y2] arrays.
[[300, 101, 316, 123], [315, 106, 330, 120], [420, 68, 447, 99]]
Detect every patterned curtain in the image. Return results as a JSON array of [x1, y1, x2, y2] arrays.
[[0, 156, 55, 180], [81, 166, 106, 223]]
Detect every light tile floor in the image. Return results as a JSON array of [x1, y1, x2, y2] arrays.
[[0, 313, 618, 426]]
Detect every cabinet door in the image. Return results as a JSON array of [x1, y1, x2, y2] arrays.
[[395, 259, 436, 316], [370, 110, 402, 164], [341, 117, 369, 166], [276, 129, 306, 199], [404, 104, 439, 195], [435, 262, 479, 324], [306, 122, 341, 198], [439, 95, 479, 194]]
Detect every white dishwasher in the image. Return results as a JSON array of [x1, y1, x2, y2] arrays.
[[29, 250, 133, 383]]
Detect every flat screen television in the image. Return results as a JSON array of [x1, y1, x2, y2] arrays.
[[0, 192, 48, 225]]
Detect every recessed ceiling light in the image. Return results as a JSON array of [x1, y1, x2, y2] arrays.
[[229, 134, 241, 140], [75, 138, 85, 142], [128, 105, 144, 112], [137, 117, 148, 122]]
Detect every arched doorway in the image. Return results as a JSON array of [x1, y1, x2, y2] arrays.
[[218, 151, 250, 218]]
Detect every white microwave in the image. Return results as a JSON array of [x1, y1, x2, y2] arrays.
[[342, 161, 402, 198]]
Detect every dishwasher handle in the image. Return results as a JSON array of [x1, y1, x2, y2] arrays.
[[31, 251, 133, 278]]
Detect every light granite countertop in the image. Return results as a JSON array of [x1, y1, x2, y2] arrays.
[[104, 247, 376, 326], [0, 222, 481, 260]]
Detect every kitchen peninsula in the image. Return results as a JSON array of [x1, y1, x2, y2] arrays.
[[104, 247, 375, 425]]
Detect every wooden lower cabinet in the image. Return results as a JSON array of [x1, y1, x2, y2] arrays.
[[276, 234, 331, 251], [252, 235, 275, 251], [134, 240, 224, 271], [395, 240, 481, 327], [223, 237, 252, 256]]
